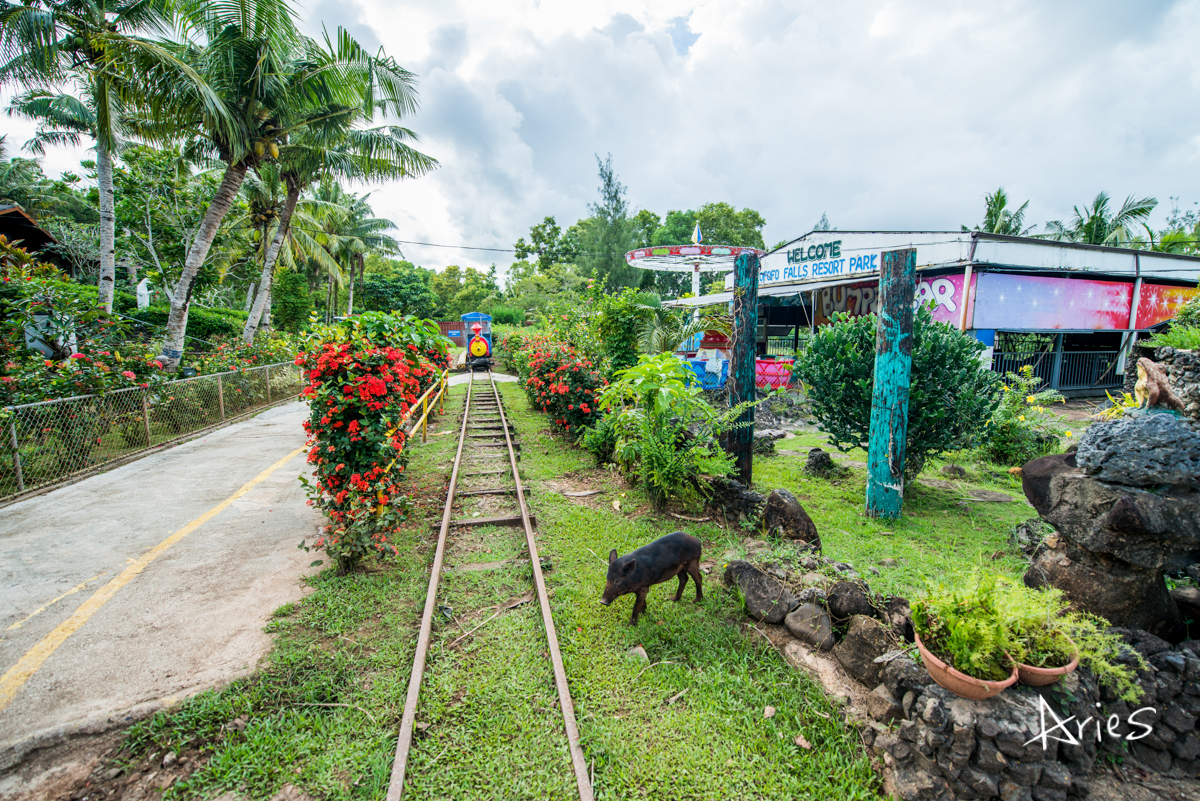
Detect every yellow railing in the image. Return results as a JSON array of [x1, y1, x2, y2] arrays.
[[398, 369, 450, 444]]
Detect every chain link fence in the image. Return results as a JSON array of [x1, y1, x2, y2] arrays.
[[1, 361, 303, 501]]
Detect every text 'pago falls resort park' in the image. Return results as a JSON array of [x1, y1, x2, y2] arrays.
[[2, 2, 1200, 801]]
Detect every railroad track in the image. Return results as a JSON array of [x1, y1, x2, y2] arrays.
[[385, 369, 593, 801]]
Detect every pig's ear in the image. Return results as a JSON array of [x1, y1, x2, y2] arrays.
[[622, 559, 636, 575], [608, 549, 618, 564]]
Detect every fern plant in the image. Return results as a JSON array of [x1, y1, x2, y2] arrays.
[[587, 352, 754, 508]]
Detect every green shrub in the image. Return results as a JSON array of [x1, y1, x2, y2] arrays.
[[1174, 292, 1200, 329], [1145, 324, 1200, 351], [979, 365, 1069, 466], [125, 304, 249, 343], [487, 304, 525, 325], [592, 353, 750, 508], [792, 305, 1001, 477], [595, 288, 653, 372]]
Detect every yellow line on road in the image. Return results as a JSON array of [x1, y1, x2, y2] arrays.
[[7, 573, 108, 630], [0, 446, 306, 714]]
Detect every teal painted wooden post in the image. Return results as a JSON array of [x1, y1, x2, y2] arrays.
[[865, 248, 916, 519], [729, 251, 759, 484]]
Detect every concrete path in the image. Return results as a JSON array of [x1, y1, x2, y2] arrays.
[[0, 401, 322, 767]]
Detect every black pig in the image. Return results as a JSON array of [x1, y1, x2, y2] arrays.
[[600, 531, 703, 624]]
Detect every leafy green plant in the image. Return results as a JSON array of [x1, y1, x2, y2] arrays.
[[792, 305, 1001, 478], [1144, 324, 1200, 351], [912, 571, 1013, 682], [596, 287, 656, 372], [486, 304, 525, 325], [1097, 390, 1140, 421], [915, 570, 1147, 701], [980, 365, 1069, 466], [994, 580, 1146, 702], [591, 353, 752, 507]]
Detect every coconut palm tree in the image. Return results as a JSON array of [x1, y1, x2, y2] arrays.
[[0, 0, 231, 314], [1042, 192, 1158, 247], [143, 13, 428, 366], [0, 134, 56, 213], [240, 121, 434, 342], [308, 180, 400, 323], [964, 187, 1034, 236], [232, 161, 339, 325]]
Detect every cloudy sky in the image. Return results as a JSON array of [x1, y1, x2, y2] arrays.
[[7, 1, 1200, 281]]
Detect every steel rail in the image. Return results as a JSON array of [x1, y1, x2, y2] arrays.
[[485, 370, 594, 801], [384, 371, 593, 801], [385, 372, 474, 801]]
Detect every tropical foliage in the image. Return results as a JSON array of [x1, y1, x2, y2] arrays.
[[979, 366, 1070, 466], [583, 353, 749, 508], [792, 306, 1001, 478]]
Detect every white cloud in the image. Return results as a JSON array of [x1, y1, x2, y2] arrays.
[[8, 1, 1200, 283]]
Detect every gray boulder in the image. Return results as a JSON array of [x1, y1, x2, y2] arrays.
[[833, 615, 893, 686], [827, 580, 875, 624], [762, 489, 821, 551], [723, 560, 797, 623], [1075, 413, 1200, 487], [784, 602, 835, 651], [804, 447, 837, 476], [1025, 541, 1183, 640]]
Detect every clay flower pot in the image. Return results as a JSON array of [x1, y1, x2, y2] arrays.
[[914, 631, 1018, 701], [1016, 638, 1079, 687]]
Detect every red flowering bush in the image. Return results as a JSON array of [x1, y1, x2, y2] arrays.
[[296, 338, 422, 574], [518, 334, 607, 437], [295, 312, 450, 573]]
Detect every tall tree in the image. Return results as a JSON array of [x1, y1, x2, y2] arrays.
[[307, 180, 399, 322], [0, 0, 229, 314], [963, 187, 1033, 236], [239, 30, 435, 342], [1042, 192, 1157, 246], [513, 215, 577, 276], [131, 0, 303, 366], [578, 153, 641, 291]]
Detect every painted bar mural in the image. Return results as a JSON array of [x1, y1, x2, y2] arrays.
[[971, 273, 1197, 330], [813, 271, 975, 327]]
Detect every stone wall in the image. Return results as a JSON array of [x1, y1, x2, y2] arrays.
[[724, 558, 1200, 800], [1156, 347, 1200, 425], [872, 632, 1200, 800]]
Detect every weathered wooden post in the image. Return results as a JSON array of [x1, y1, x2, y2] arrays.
[[865, 248, 916, 519], [729, 250, 760, 484]]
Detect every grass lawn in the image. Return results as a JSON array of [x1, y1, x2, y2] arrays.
[[117, 380, 1042, 800]]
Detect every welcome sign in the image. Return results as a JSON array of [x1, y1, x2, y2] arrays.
[[759, 239, 889, 286]]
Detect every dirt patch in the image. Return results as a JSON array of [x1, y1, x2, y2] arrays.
[[0, 729, 215, 801], [1086, 769, 1200, 800]]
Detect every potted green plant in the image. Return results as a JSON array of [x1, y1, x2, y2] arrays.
[[996, 581, 1146, 699], [998, 582, 1080, 686], [911, 572, 1019, 700]]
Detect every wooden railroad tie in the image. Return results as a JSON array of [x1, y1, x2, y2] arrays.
[[433, 514, 536, 530]]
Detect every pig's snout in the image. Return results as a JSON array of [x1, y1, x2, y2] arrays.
[[599, 596, 611, 606]]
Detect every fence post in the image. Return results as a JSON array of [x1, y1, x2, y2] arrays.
[[866, 248, 917, 519], [422, 393, 429, 443], [265, 365, 271, 404], [440, 371, 447, 413], [141, 393, 153, 447], [9, 421, 24, 493], [217, 374, 226, 421], [728, 250, 760, 484]]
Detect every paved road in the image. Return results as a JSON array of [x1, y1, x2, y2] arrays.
[[0, 401, 321, 767]]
